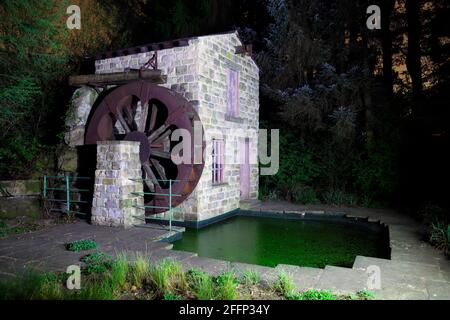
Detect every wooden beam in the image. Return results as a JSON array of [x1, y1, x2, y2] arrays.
[[69, 69, 167, 87]]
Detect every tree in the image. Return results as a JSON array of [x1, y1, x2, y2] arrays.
[[405, 0, 423, 98]]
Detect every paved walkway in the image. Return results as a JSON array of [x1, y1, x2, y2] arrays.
[[1, 202, 449, 299]]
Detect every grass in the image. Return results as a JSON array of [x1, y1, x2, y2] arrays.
[[355, 290, 375, 300], [293, 290, 336, 300], [110, 252, 129, 289], [148, 259, 187, 296], [67, 239, 98, 252], [241, 269, 261, 286], [187, 269, 215, 300], [273, 272, 296, 297], [215, 272, 239, 300], [131, 254, 150, 288], [163, 292, 183, 300], [0, 255, 375, 300]]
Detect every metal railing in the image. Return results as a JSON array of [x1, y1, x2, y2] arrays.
[[42, 175, 91, 217], [130, 178, 184, 231]]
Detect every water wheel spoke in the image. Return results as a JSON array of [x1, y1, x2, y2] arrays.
[[147, 124, 167, 142], [153, 129, 172, 144], [151, 158, 167, 181], [142, 163, 157, 192], [148, 104, 157, 131], [124, 104, 133, 122], [163, 138, 170, 152], [151, 149, 171, 159], [117, 112, 131, 133], [138, 102, 149, 132], [85, 81, 205, 215]]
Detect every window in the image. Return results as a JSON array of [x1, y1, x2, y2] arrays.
[[227, 69, 239, 117], [212, 139, 224, 184]]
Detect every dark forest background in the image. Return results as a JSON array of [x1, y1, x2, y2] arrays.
[[0, 0, 449, 222]]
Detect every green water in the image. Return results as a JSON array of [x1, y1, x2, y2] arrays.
[[173, 215, 389, 268]]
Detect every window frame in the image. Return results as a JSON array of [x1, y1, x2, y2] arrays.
[[212, 139, 225, 185], [226, 68, 240, 118]]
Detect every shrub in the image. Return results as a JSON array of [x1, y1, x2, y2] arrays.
[[81, 252, 112, 274], [429, 221, 450, 255], [419, 204, 447, 225], [353, 141, 398, 201], [292, 184, 318, 204], [188, 269, 215, 300], [259, 133, 321, 201], [67, 239, 98, 252], [322, 189, 357, 206], [215, 272, 239, 300]]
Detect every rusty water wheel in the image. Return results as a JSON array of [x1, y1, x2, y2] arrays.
[[85, 81, 204, 215]]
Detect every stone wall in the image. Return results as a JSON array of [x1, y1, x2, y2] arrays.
[[0, 180, 41, 219], [76, 31, 259, 223], [194, 33, 259, 221], [91, 141, 144, 227]]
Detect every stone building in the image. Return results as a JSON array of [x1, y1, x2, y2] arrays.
[[67, 31, 259, 226]]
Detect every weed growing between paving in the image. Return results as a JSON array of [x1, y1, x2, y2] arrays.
[[67, 239, 98, 252], [0, 217, 43, 238], [0, 254, 376, 300], [242, 269, 261, 286]]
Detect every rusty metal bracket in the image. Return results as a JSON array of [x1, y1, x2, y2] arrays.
[[142, 51, 158, 70]]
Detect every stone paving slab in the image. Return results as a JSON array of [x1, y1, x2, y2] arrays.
[[316, 266, 368, 294], [230, 262, 279, 286], [0, 221, 173, 274], [376, 281, 430, 300], [147, 249, 197, 265], [353, 256, 447, 282], [181, 256, 231, 276], [275, 264, 323, 291], [426, 279, 450, 300]]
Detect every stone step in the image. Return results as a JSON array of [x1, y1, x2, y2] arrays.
[[124, 248, 197, 265], [180, 255, 231, 277], [230, 262, 279, 286], [101, 239, 173, 256], [275, 264, 323, 292], [353, 256, 445, 282], [316, 266, 368, 294]]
